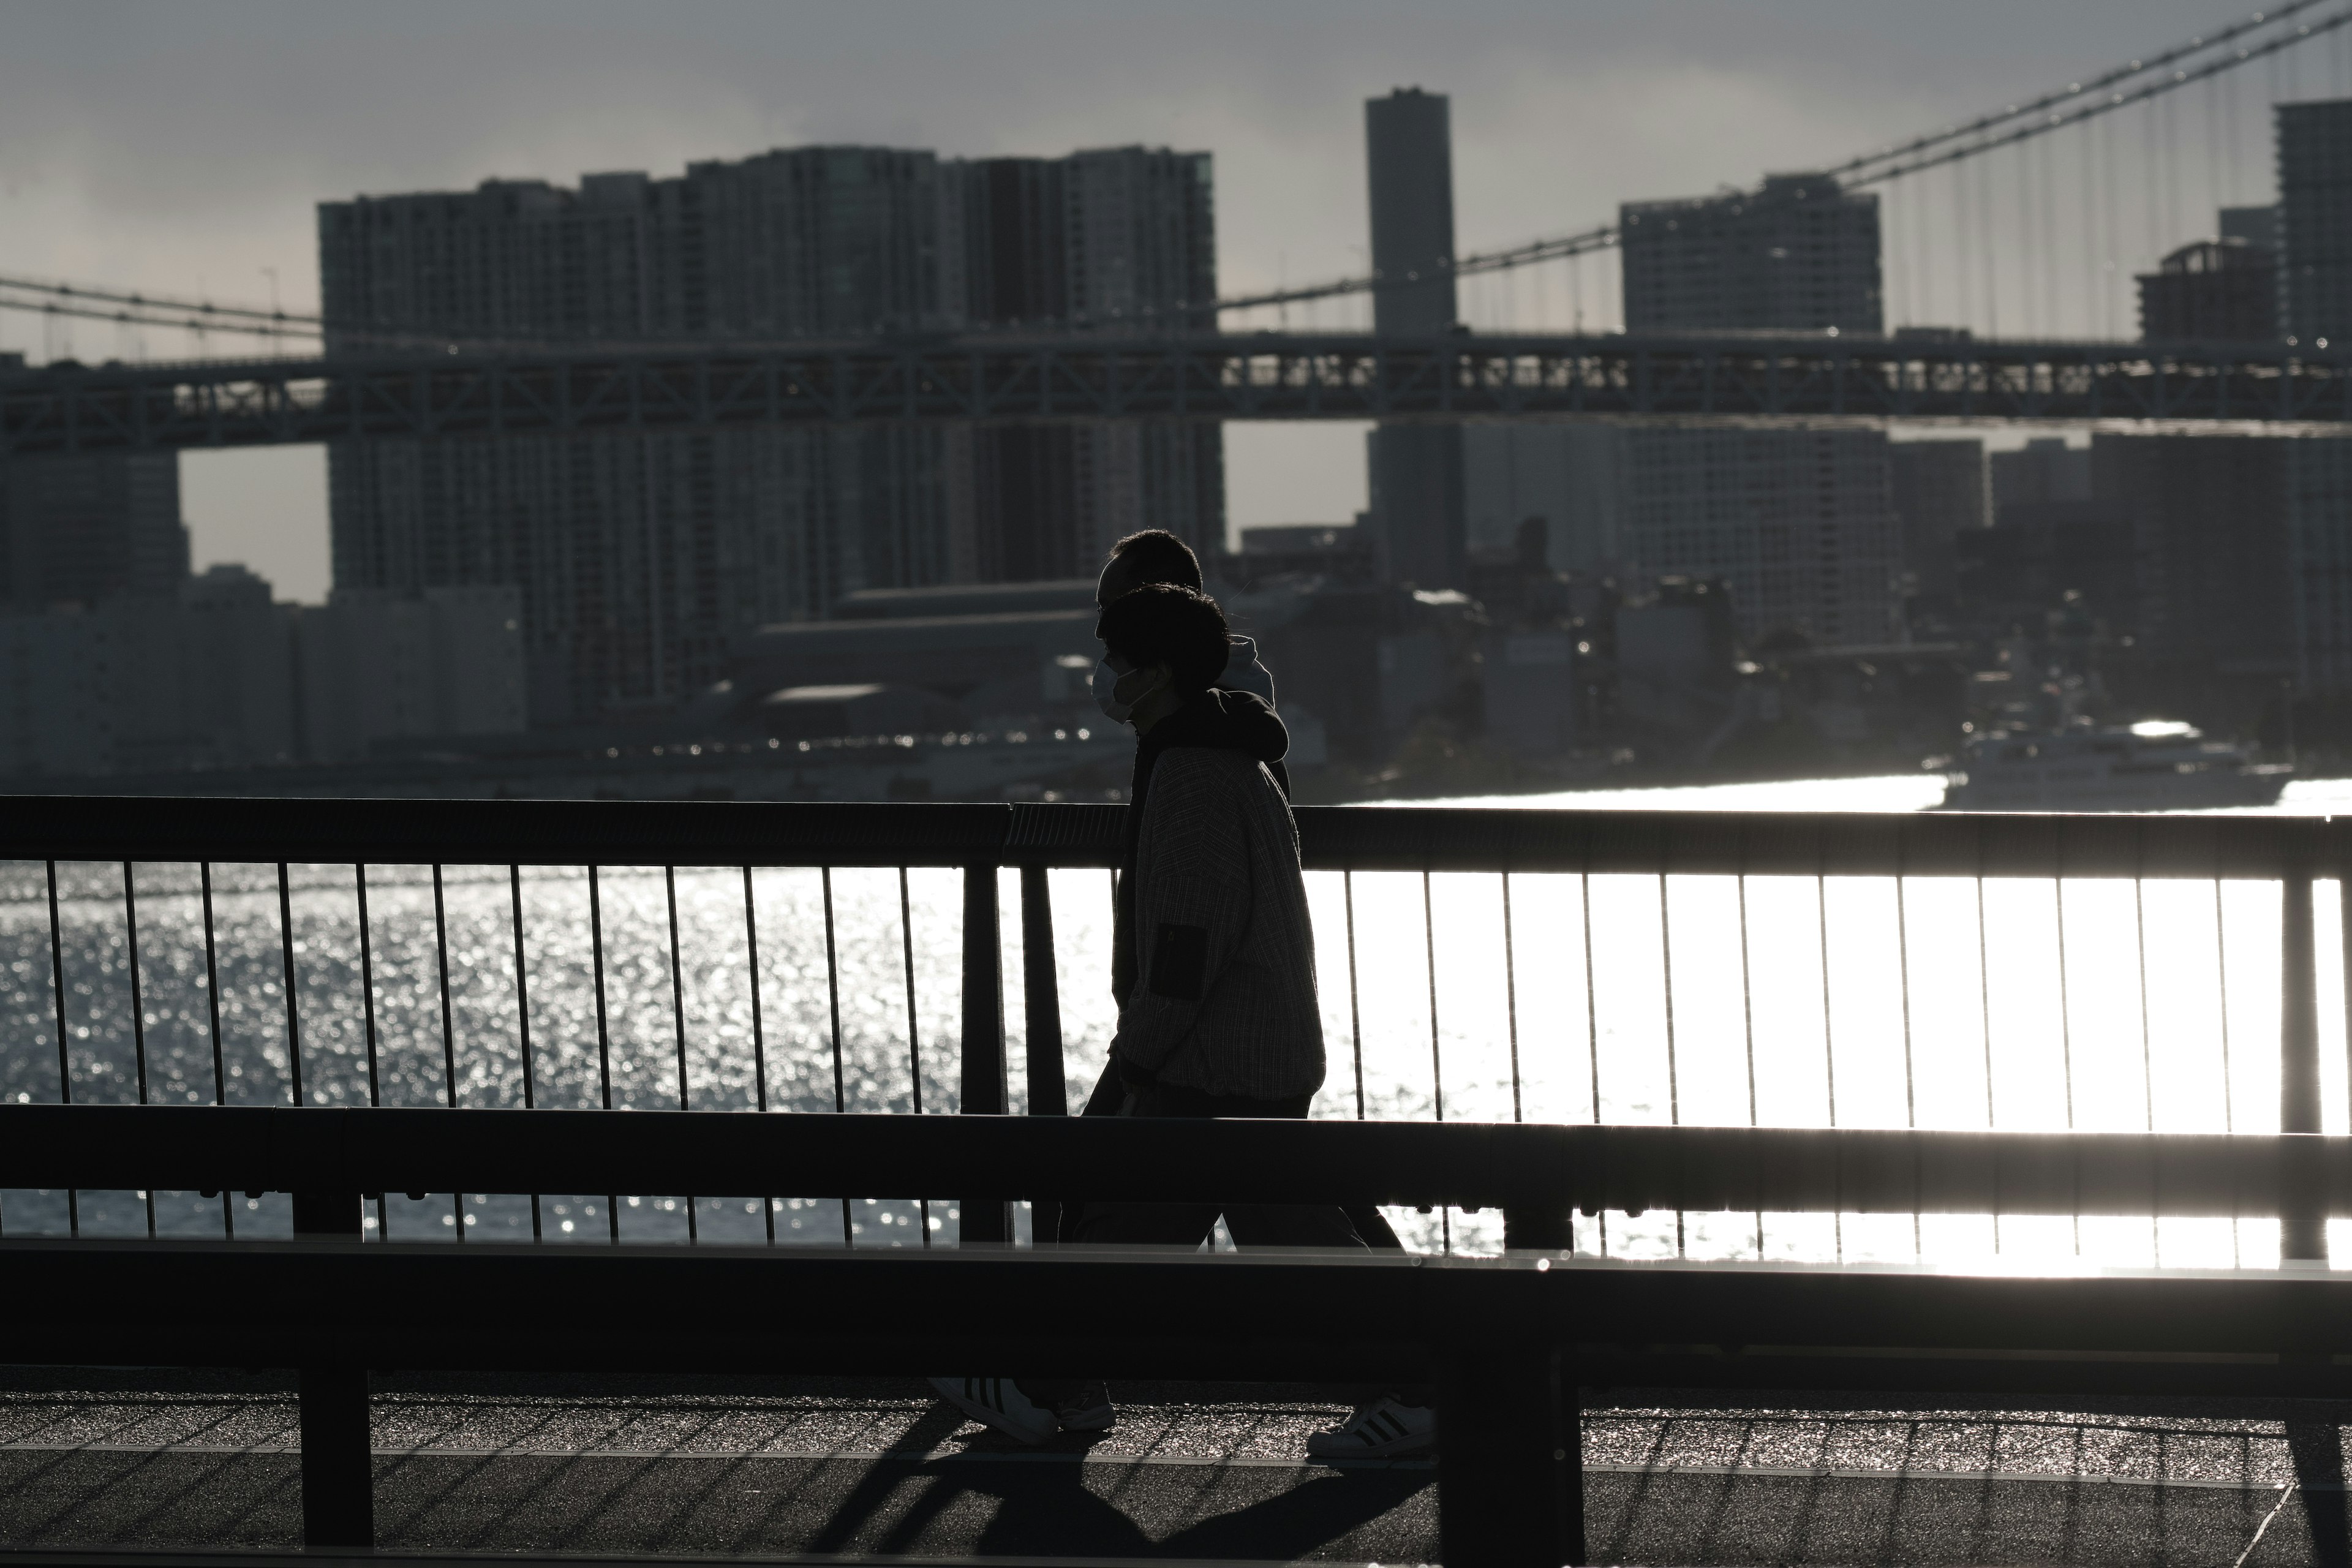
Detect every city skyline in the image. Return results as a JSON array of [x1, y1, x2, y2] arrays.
[[5, 0, 2335, 600]]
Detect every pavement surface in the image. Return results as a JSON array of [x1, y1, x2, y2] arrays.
[[1, 1370, 2347, 1564]]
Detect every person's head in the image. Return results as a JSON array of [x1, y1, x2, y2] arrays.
[[1093, 583, 1229, 731], [1096, 529, 1204, 609]]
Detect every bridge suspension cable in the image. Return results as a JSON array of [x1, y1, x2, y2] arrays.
[[1216, 0, 2352, 319], [4, 1, 2348, 348]]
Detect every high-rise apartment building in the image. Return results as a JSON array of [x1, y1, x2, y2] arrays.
[[321, 141, 1218, 723], [1620, 173, 1882, 334], [956, 148, 1223, 582], [1619, 428, 1904, 647], [1594, 172, 1898, 647], [1364, 88, 1467, 589], [2275, 102, 2352, 690], [2280, 99, 2352, 344], [1, 451, 189, 609]]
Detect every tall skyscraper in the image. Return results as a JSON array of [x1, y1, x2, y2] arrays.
[[1364, 88, 1466, 589], [1593, 173, 1899, 648], [1621, 173, 1882, 334], [2276, 102, 2352, 690], [957, 148, 1224, 581], [2280, 99, 2352, 344], [320, 140, 1221, 723]]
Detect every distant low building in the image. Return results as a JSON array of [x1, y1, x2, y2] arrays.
[[2137, 239, 2278, 341], [0, 565, 294, 777], [295, 586, 529, 762], [2, 450, 189, 609]]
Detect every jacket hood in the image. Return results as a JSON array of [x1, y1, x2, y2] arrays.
[[1142, 686, 1289, 765]]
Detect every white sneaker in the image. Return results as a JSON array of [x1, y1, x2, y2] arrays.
[[1052, 1381, 1115, 1433], [1306, 1395, 1436, 1460], [928, 1376, 1059, 1444]]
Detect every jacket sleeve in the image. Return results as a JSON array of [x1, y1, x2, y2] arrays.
[[1110, 753, 1252, 1077]]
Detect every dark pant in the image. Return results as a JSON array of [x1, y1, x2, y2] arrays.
[[1060, 1072, 1371, 1250]]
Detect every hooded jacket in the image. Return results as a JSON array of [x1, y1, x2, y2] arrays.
[[1109, 688, 1324, 1100]]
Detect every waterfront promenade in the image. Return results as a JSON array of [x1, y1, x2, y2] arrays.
[[0, 1370, 2334, 1565]]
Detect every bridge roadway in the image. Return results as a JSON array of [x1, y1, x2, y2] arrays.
[[4, 331, 2350, 455], [0, 1368, 2340, 1566]]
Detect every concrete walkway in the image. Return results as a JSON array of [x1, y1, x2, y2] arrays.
[[0, 1370, 2342, 1564]]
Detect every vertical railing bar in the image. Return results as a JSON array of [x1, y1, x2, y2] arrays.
[[1818, 865, 1839, 1263], [508, 865, 541, 1244], [46, 859, 78, 1240], [277, 862, 303, 1107], [2056, 878, 2076, 1129], [824, 866, 851, 1246], [2340, 867, 2352, 1135], [665, 866, 691, 1110], [1423, 871, 1444, 1123], [898, 867, 929, 1246], [2056, 875, 2079, 1256], [664, 865, 696, 1245], [123, 862, 154, 1240], [1344, 870, 1365, 1121], [1502, 871, 1522, 1123], [201, 861, 231, 1240], [432, 864, 462, 1243], [2136, 862, 2158, 1266], [355, 864, 385, 1242], [2218, 876, 2237, 1132], [743, 868, 769, 1112], [744, 865, 774, 1246], [2217, 875, 2239, 1270], [356, 867, 380, 1104], [1896, 862, 1919, 1260], [590, 866, 613, 1106], [1421, 870, 1449, 1256], [589, 865, 618, 1244], [1659, 869, 1681, 1257], [1738, 870, 1760, 1259], [1583, 869, 1600, 1127]]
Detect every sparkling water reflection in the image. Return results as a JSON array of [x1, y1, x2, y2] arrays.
[[4, 773, 2346, 1267]]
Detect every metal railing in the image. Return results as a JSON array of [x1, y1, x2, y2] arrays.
[[10, 1102, 2352, 1566], [7, 798, 2352, 1261]]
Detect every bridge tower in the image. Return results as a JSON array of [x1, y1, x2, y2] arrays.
[[1365, 87, 1467, 592]]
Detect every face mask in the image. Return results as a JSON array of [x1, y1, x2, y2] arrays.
[[1093, 658, 1156, 723]]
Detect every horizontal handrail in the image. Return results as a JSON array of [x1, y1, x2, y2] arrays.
[[0, 795, 2347, 876], [7, 1239, 2352, 1372], [2, 1104, 2343, 1220]]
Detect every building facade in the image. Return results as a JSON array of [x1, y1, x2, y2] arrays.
[[1364, 88, 1467, 589], [956, 147, 1224, 582], [1618, 428, 1903, 648], [1620, 173, 1883, 335], [1593, 173, 1896, 649], [1, 451, 189, 610], [2274, 103, 2352, 690], [2137, 239, 2278, 341], [321, 141, 1218, 724], [1888, 439, 1986, 625]]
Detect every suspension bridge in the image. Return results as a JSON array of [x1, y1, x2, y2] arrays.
[[5, 1, 2352, 442]]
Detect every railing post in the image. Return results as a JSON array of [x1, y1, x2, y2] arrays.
[[1020, 866, 1068, 1243], [1438, 1305, 1582, 1567], [2283, 850, 2328, 1265], [290, 1189, 371, 1548], [960, 863, 1011, 1244], [1504, 1204, 1575, 1254]]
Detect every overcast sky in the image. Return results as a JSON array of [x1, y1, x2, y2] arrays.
[[1, 0, 2328, 600]]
